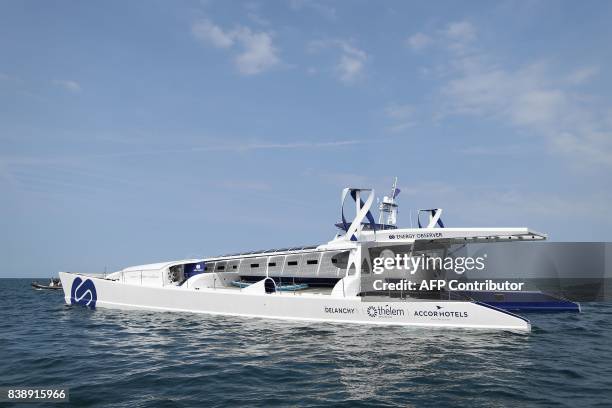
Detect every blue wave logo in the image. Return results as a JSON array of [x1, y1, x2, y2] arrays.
[[70, 277, 97, 308]]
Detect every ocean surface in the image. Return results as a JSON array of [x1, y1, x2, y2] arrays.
[[1, 279, 611, 407]]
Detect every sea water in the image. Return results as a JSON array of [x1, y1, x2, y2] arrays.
[[1, 279, 611, 407]]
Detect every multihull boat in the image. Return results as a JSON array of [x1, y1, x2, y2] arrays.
[[59, 182, 553, 332]]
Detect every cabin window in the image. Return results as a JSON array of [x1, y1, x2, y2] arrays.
[[217, 266, 225, 271], [268, 262, 277, 267], [306, 260, 318, 265], [232, 265, 237, 269], [288, 261, 298, 266], [331, 259, 338, 264], [250, 263, 259, 268]]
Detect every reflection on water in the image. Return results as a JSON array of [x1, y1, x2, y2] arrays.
[[1, 279, 611, 407]]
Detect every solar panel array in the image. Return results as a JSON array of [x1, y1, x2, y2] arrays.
[[212, 245, 319, 260]]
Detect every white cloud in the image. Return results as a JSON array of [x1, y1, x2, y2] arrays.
[[192, 19, 234, 48], [309, 39, 367, 83], [52, 79, 81, 92], [406, 33, 432, 51], [232, 27, 280, 75], [191, 19, 280, 75], [440, 58, 612, 162], [511, 89, 567, 127], [336, 55, 364, 83]]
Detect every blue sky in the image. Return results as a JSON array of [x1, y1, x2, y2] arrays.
[[1, 1, 612, 277]]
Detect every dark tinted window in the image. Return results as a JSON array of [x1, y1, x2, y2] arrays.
[[306, 260, 318, 265], [251, 263, 259, 268], [288, 261, 298, 266], [268, 262, 276, 267]]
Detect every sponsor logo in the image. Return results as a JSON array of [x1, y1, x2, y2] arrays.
[[366, 305, 405, 318], [324, 307, 356, 315], [414, 306, 468, 318], [367, 306, 378, 317], [70, 277, 97, 308]]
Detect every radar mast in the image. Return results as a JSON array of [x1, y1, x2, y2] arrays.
[[378, 177, 400, 228]]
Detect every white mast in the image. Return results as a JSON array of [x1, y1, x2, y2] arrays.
[[378, 177, 399, 228]]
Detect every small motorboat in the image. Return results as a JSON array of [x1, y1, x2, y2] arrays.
[[31, 278, 63, 290]]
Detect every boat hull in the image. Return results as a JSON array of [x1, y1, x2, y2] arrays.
[[454, 291, 580, 313], [31, 282, 62, 290], [59, 272, 530, 332]]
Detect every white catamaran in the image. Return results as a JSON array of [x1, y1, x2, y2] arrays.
[[60, 180, 547, 331]]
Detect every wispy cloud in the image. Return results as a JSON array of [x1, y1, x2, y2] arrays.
[[192, 19, 280, 75], [406, 33, 432, 51], [52, 79, 81, 92], [384, 103, 416, 132], [244, 2, 270, 26], [456, 145, 525, 156], [309, 39, 367, 83], [198, 139, 366, 153], [410, 20, 612, 167], [305, 169, 376, 189], [396, 180, 612, 230], [0, 139, 369, 164], [289, 0, 336, 20], [566, 66, 600, 85], [443, 21, 476, 43], [215, 179, 272, 191], [0, 138, 368, 199]]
